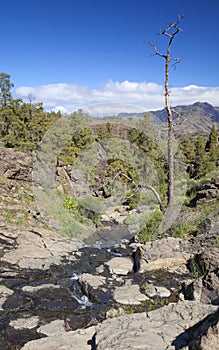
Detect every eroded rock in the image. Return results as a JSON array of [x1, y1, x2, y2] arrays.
[[79, 273, 108, 303], [20, 326, 96, 350], [95, 301, 218, 350], [0, 146, 32, 182], [105, 256, 133, 275], [144, 285, 171, 299], [0, 285, 14, 310], [37, 319, 66, 336], [9, 316, 39, 330], [131, 237, 190, 273], [113, 284, 149, 305], [0, 227, 82, 271], [22, 284, 72, 300]]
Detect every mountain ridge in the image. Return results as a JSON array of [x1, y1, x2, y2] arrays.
[[118, 101, 219, 136]]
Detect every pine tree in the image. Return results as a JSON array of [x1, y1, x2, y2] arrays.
[[0, 73, 14, 136], [0, 72, 13, 107], [205, 124, 219, 174], [193, 135, 208, 179]]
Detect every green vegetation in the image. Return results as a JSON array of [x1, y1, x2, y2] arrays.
[[4, 208, 30, 226], [127, 115, 167, 201], [171, 223, 195, 238], [107, 308, 124, 318], [0, 72, 62, 151], [18, 192, 35, 204], [59, 121, 94, 165], [4, 209, 13, 223], [63, 196, 79, 214], [190, 255, 207, 279], [142, 282, 149, 292], [1, 72, 218, 240], [96, 122, 113, 140], [180, 125, 219, 179], [170, 199, 219, 238], [137, 209, 164, 242]]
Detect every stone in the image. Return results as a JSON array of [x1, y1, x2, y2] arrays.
[[195, 322, 219, 350], [144, 285, 171, 298], [9, 316, 39, 330], [37, 320, 66, 336], [101, 206, 128, 225], [22, 284, 72, 300], [0, 285, 14, 310], [79, 273, 108, 303], [0, 227, 82, 271], [20, 326, 96, 350], [105, 256, 133, 275], [195, 247, 219, 272], [113, 284, 149, 305], [95, 264, 105, 274], [0, 146, 32, 182], [79, 273, 106, 292], [185, 269, 219, 305], [130, 237, 190, 273], [190, 278, 203, 301], [182, 309, 219, 350], [95, 301, 218, 350], [189, 179, 219, 206]]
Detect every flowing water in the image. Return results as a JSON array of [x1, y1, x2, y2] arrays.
[[0, 225, 186, 349], [0, 235, 131, 349]]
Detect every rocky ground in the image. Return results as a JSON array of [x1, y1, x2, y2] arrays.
[[0, 145, 218, 349]]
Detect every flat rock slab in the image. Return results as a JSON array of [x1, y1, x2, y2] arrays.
[[79, 273, 106, 290], [113, 284, 149, 305], [95, 301, 218, 350], [105, 257, 133, 275], [9, 316, 40, 330], [20, 326, 96, 350], [79, 273, 108, 303], [0, 227, 82, 270], [22, 284, 72, 300], [145, 285, 171, 298], [20, 301, 218, 350], [37, 320, 66, 336]]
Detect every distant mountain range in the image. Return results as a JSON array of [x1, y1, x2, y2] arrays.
[[118, 102, 219, 137]]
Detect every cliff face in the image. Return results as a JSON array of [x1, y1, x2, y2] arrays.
[[0, 145, 36, 228]]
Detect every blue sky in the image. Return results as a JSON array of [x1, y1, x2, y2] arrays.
[[1, 0, 219, 114]]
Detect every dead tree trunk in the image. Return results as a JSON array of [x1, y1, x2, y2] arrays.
[[149, 16, 183, 208]]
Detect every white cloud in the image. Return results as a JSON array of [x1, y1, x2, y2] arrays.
[[15, 81, 219, 116]]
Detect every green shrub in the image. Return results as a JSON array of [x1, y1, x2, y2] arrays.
[[137, 209, 163, 242], [172, 223, 195, 237], [63, 196, 79, 214]]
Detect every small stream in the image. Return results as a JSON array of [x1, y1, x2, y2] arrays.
[[0, 239, 131, 349], [0, 225, 189, 349]]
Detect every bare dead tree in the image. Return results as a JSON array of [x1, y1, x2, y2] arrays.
[[149, 15, 184, 208], [109, 170, 164, 212]]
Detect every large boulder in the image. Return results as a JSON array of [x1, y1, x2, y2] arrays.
[[131, 237, 190, 273]]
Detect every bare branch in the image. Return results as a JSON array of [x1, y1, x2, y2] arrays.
[[163, 15, 184, 36], [108, 170, 164, 212], [148, 42, 166, 58]]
